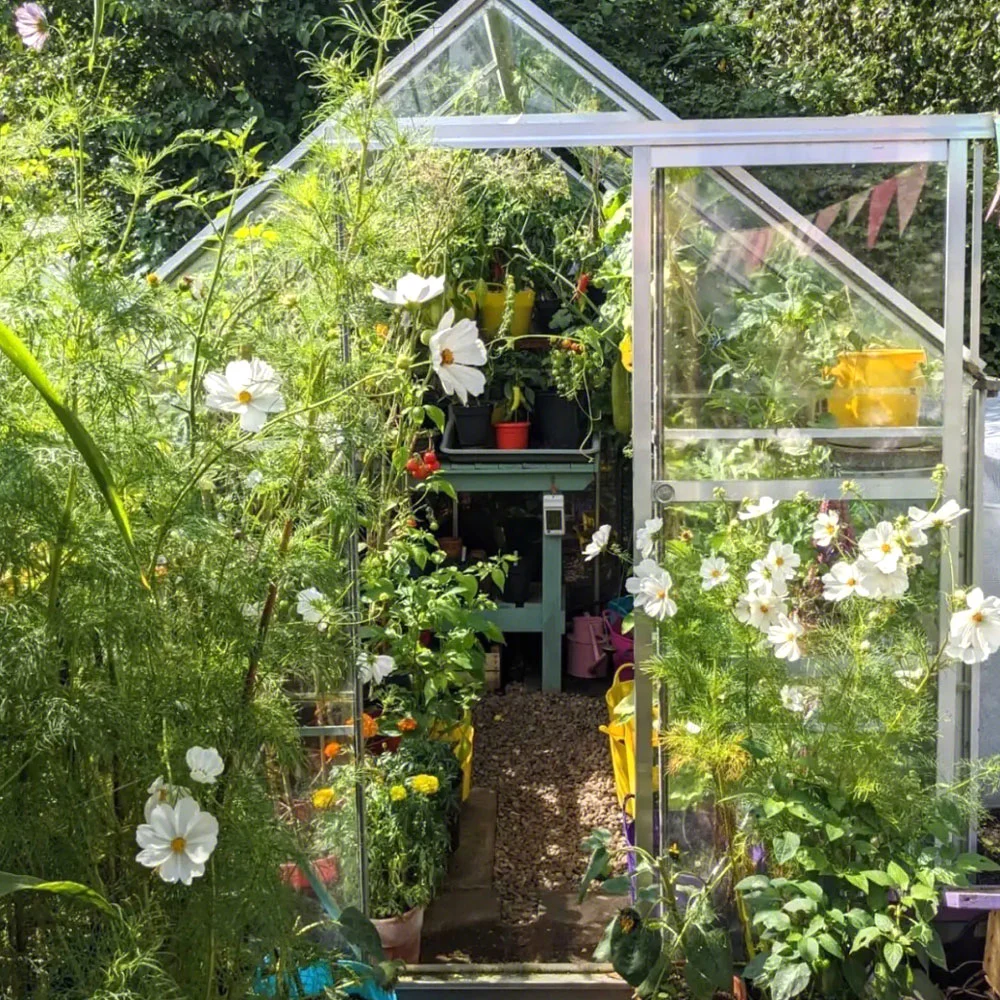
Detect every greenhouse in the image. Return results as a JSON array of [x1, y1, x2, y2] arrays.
[[4, 0, 1000, 998]]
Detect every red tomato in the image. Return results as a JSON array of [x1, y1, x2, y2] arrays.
[[423, 450, 441, 471]]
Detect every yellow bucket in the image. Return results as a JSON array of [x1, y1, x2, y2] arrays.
[[827, 348, 926, 428], [479, 285, 535, 340]]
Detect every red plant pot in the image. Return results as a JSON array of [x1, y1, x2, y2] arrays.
[[495, 421, 530, 450], [279, 854, 340, 893]]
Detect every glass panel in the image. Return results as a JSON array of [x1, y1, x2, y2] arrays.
[[645, 495, 944, 915], [748, 163, 947, 325], [386, 3, 620, 117], [658, 166, 947, 482]]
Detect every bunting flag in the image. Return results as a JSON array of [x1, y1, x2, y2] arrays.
[[895, 163, 928, 235], [845, 189, 869, 225], [814, 201, 842, 234], [744, 226, 775, 270], [867, 176, 898, 249]]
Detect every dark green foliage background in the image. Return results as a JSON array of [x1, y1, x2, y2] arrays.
[[3, 0, 999, 364]]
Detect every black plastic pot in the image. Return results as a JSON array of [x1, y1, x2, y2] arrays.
[[533, 391, 584, 449], [451, 403, 494, 448], [533, 296, 561, 334], [502, 554, 535, 606]]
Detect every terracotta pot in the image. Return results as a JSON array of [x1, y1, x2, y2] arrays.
[[438, 536, 463, 560], [372, 905, 425, 963], [279, 854, 340, 893], [495, 421, 530, 450]]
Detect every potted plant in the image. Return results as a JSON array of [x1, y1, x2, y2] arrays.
[[535, 327, 611, 448], [477, 274, 536, 341], [315, 759, 452, 964], [492, 381, 532, 450], [449, 395, 494, 448], [487, 348, 546, 450]]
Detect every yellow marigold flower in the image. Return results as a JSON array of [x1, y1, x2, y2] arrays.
[[410, 774, 439, 796], [389, 785, 407, 802], [311, 787, 336, 810]]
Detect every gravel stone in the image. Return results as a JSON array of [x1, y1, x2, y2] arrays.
[[472, 684, 626, 930]]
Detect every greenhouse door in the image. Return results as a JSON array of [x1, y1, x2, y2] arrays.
[[628, 130, 986, 856]]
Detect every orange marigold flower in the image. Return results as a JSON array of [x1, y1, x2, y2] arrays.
[[323, 740, 343, 760], [398, 717, 418, 733], [347, 714, 379, 739]]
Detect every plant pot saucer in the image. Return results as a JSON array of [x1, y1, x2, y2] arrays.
[[440, 413, 599, 464]]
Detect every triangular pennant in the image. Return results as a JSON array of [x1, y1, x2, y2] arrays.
[[745, 227, 775, 270], [814, 201, 842, 234], [896, 163, 928, 235], [845, 190, 869, 225], [867, 177, 898, 249]]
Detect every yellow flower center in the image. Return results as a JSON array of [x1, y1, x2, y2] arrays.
[[440, 348, 455, 366], [238, 390, 253, 405], [826, 525, 835, 535], [711, 570, 720, 578], [760, 603, 770, 613], [170, 836, 187, 854], [775, 557, 784, 566], [973, 612, 984, 624], [881, 542, 892, 554], [656, 588, 667, 600], [847, 577, 857, 587]]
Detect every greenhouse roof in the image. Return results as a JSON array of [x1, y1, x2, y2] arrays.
[[157, 0, 674, 280]]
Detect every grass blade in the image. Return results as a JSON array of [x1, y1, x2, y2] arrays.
[[0, 871, 114, 915]]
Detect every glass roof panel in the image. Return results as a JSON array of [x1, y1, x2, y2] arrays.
[[384, 1, 625, 117]]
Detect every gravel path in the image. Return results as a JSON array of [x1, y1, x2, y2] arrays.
[[472, 685, 626, 932]]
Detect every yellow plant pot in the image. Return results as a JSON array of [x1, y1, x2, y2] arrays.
[[599, 664, 658, 819], [430, 719, 474, 802], [479, 285, 535, 340], [826, 348, 926, 428]]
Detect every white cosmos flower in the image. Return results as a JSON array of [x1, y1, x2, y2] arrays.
[[700, 556, 730, 591], [245, 469, 264, 489], [625, 559, 678, 621], [822, 561, 863, 602], [780, 685, 818, 719], [429, 309, 487, 404], [762, 541, 800, 581], [241, 602, 260, 620], [738, 496, 779, 521], [908, 499, 968, 531], [135, 797, 219, 885], [746, 562, 789, 598], [584, 524, 611, 561], [684, 721, 702, 735], [734, 584, 787, 632], [296, 587, 328, 630], [767, 614, 804, 662], [858, 521, 902, 573], [371, 272, 445, 308], [855, 557, 909, 601], [948, 587, 1000, 665], [812, 511, 840, 548], [635, 518, 663, 559], [203, 359, 286, 433], [358, 652, 396, 686], [185, 746, 224, 785], [144, 776, 191, 823], [898, 522, 927, 548]]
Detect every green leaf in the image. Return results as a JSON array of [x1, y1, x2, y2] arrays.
[[887, 861, 910, 890], [337, 906, 385, 961], [0, 321, 136, 566], [845, 873, 869, 894], [825, 822, 846, 842], [600, 875, 632, 896], [874, 913, 895, 934], [924, 929, 947, 970], [735, 874, 771, 893], [593, 914, 616, 963], [955, 852, 1000, 872], [771, 961, 811, 1000], [797, 880, 824, 901], [851, 925, 881, 952], [863, 870, 894, 887], [798, 936, 820, 963], [774, 831, 801, 865], [578, 846, 611, 902], [682, 924, 732, 1000], [610, 918, 662, 987], [0, 872, 113, 915], [425, 404, 446, 431], [818, 932, 844, 959], [911, 967, 944, 1000], [783, 896, 817, 915], [883, 941, 904, 972]]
